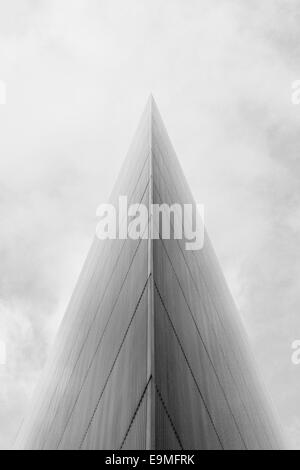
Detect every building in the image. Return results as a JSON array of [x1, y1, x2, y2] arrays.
[[15, 97, 283, 450]]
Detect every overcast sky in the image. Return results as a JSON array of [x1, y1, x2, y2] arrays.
[[0, 0, 300, 449]]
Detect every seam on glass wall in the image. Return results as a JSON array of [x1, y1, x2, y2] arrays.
[[152, 180, 263, 446], [155, 384, 184, 450], [146, 96, 155, 450], [151, 131, 273, 444], [54, 242, 149, 448], [152, 102, 262, 447], [154, 280, 226, 450], [55, 151, 150, 353], [51, 233, 149, 449], [37, 152, 150, 410], [78, 277, 150, 450], [152, 164, 240, 354], [120, 376, 152, 450], [152, 184, 266, 448], [38, 186, 151, 449], [152, 159, 259, 392], [154, 235, 248, 449], [153, 148, 252, 361]]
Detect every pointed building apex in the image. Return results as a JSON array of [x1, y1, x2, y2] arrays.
[[147, 94, 154, 112], [147, 93, 157, 110]]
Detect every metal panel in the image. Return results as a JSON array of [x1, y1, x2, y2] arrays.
[[15, 97, 283, 450]]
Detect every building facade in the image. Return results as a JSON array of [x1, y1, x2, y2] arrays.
[[16, 97, 283, 450]]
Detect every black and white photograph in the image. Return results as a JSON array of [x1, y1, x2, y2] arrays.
[[0, 0, 299, 454]]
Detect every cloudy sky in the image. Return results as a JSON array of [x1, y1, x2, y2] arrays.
[[0, 0, 300, 449]]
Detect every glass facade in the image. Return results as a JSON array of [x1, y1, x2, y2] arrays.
[[15, 97, 283, 450]]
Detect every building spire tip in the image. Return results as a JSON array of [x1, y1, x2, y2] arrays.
[[148, 93, 155, 104]]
